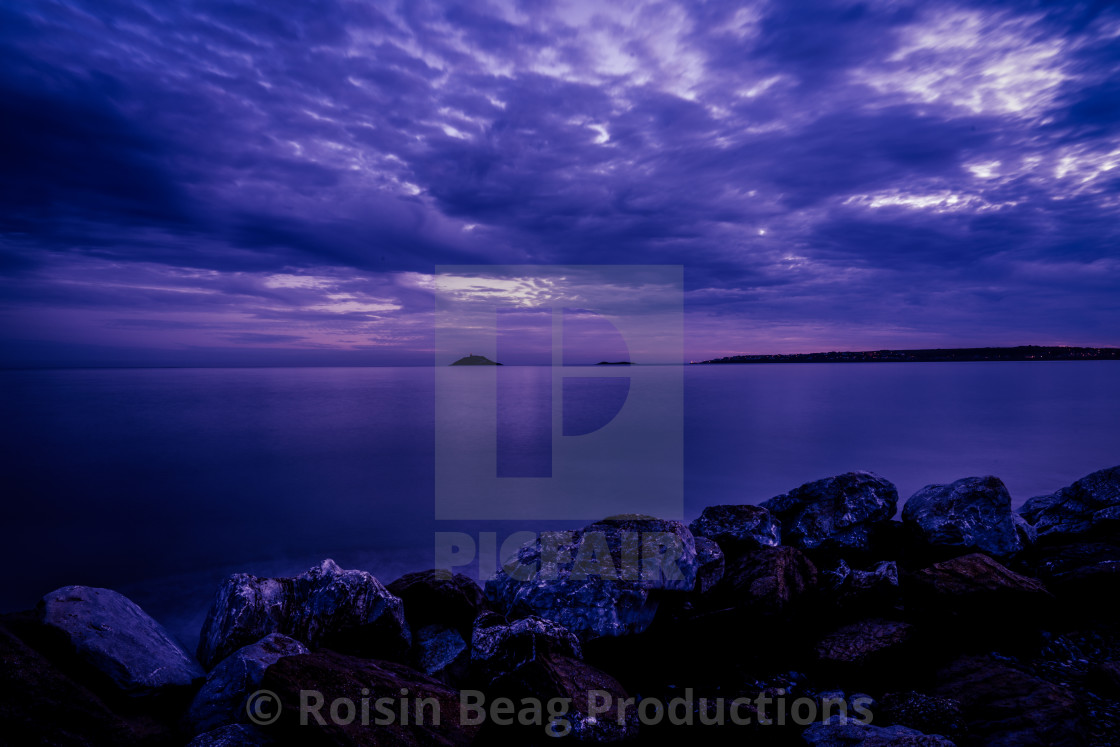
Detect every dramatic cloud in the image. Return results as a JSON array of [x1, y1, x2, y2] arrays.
[[1, 0, 1118, 364]]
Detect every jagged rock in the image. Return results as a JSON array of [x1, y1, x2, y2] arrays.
[[815, 618, 913, 667], [934, 655, 1084, 746], [803, 715, 957, 746], [902, 477, 1022, 558], [710, 545, 818, 616], [822, 560, 899, 614], [471, 612, 582, 684], [197, 559, 410, 669], [187, 633, 309, 735], [906, 553, 1053, 624], [1019, 465, 1120, 541], [688, 505, 781, 553], [38, 586, 204, 697], [762, 472, 899, 555], [260, 651, 478, 746], [878, 691, 966, 740], [694, 537, 725, 594], [186, 724, 271, 746], [488, 653, 638, 743], [413, 624, 468, 679], [0, 623, 145, 745], [386, 571, 488, 634], [486, 516, 699, 640]]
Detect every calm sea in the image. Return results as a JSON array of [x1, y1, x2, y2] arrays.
[[2, 362, 1118, 645]]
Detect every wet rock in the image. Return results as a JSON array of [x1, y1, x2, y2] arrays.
[[260, 650, 479, 746], [197, 559, 409, 669], [902, 476, 1021, 559], [877, 691, 966, 741], [386, 570, 488, 634], [815, 618, 913, 668], [688, 504, 781, 554], [1019, 465, 1120, 542], [471, 612, 582, 685], [762, 472, 899, 555], [187, 633, 309, 735], [803, 715, 957, 746], [693, 537, 725, 594], [186, 724, 271, 746], [486, 516, 699, 641], [933, 655, 1084, 746], [38, 586, 204, 697]]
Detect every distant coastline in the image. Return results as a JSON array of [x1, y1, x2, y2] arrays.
[[694, 345, 1120, 364]]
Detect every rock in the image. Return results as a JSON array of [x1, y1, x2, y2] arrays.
[[260, 650, 479, 746], [471, 612, 582, 685], [1025, 541, 1120, 607], [488, 653, 638, 743], [803, 716, 957, 746], [1088, 660, 1120, 695], [197, 559, 410, 669], [934, 655, 1084, 746], [877, 691, 966, 740], [906, 553, 1053, 625], [822, 559, 899, 615], [486, 516, 699, 641], [710, 545, 818, 616], [412, 624, 468, 680], [693, 537, 725, 594], [687, 505, 781, 553], [902, 476, 1022, 559], [186, 724, 271, 746], [386, 570, 488, 634], [38, 586, 204, 697], [815, 618, 913, 668], [1019, 465, 1120, 541], [762, 472, 899, 555], [186, 633, 309, 735], [0, 623, 145, 745]]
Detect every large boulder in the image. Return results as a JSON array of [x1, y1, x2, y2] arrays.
[[386, 571, 488, 634], [906, 554, 1053, 629], [1019, 465, 1120, 541], [197, 559, 410, 669], [471, 612, 582, 685], [486, 516, 699, 641], [187, 633, 309, 735], [762, 472, 899, 555], [688, 505, 781, 554], [902, 477, 1022, 559], [260, 650, 479, 746], [38, 586, 204, 697], [710, 545, 818, 616], [802, 716, 956, 746], [933, 655, 1084, 746], [1025, 541, 1120, 608]]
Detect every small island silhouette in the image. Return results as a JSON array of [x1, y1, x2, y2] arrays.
[[450, 354, 501, 366]]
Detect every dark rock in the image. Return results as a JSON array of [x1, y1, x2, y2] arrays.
[[902, 477, 1021, 559], [486, 516, 699, 641], [386, 570, 488, 634], [693, 537, 725, 594], [187, 633, 309, 735], [933, 655, 1084, 746], [687, 504, 781, 554], [802, 716, 957, 746], [0, 623, 145, 746], [1025, 541, 1120, 609], [186, 724, 272, 746], [412, 624, 469, 682], [822, 559, 900, 615], [709, 545, 818, 616], [1019, 465, 1120, 542], [878, 691, 966, 740], [197, 559, 410, 669], [38, 586, 204, 697], [906, 553, 1053, 627], [762, 472, 899, 555], [1088, 660, 1120, 696], [815, 618, 913, 668], [471, 612, 582, 685], [487, 653, 638, 743], [260, 650, 479, 746]]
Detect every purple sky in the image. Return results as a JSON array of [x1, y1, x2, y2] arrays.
[[2, 0, 1119, 366]]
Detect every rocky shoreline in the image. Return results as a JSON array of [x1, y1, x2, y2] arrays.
[[4, 466, 1120, 746]]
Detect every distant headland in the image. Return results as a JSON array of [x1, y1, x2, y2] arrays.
[[695, 345, 1120, 364], [450, 354, 501, 366]]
